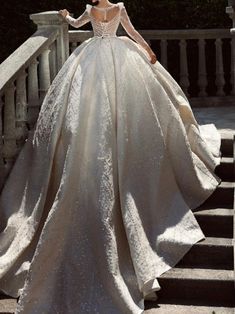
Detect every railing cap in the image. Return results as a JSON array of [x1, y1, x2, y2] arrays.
[[30, 11, 71, 26]]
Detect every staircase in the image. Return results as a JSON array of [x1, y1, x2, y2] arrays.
[[0, 134, 234, 314], [145, 132, 235, 314]]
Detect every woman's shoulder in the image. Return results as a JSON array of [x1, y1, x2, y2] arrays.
[[85, 2, 125, 9], [85, 3, 92, 14], [85, 2, 125, 15]]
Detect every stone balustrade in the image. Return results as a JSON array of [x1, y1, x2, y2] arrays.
[[0, 11, 69, 190], [69, 28, 234, 106]]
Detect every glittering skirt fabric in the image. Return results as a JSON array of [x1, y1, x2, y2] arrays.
[[0, 36, 221, 313]]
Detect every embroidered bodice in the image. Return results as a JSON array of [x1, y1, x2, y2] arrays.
[[64, 2, 149, 50]]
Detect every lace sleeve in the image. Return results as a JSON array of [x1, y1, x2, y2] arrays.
[[120, 2, 149, 50], [64, 7, 90, 28]]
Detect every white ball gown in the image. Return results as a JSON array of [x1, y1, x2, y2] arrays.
[[0, 2, 222, 314]]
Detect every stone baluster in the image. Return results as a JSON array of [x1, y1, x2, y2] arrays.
[[160, 39, 168, 69], [0, 97, 5, 190], [49, 41, 57, 81], [227, 0, 235, 292], [179, 39, 190, 97], [198, 38, 208, 97], [28, 59, 40, 129], [215, 38, 225, 96], [230, 37, 235, 95], [226, 1, 235, 95], [226, 1, 235, 28], [16, 70, 28, 147], [30, 11, 69, 71], [70, 42, 78, 53], [39, 48, 51, 103], [3, 82, 17, 173]]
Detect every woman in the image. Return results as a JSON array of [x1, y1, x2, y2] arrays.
[[0, 0, 222, 313]]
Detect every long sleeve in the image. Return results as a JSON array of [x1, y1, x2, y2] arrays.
[[120, 3, 150, 50], [64, 8, 90, 28]]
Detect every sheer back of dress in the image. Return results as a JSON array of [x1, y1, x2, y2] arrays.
[[86, 3, 122, 37], [65, 2, 150, 49]]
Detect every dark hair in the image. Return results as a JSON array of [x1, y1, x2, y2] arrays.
[[92, 1, 100, 5]]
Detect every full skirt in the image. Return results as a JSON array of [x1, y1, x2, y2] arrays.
[[0, 35, 222, 314]]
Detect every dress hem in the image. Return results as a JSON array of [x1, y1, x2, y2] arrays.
[[139, 228, 205, 301]]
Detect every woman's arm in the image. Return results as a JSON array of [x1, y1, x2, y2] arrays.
[[120, 4, 157, 64], [59, 8, 90, 28]]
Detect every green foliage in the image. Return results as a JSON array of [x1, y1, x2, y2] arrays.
[[0, 0, 232, 63]]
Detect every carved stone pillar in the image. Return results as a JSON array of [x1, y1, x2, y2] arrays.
[[28, 59, 40, 128], [39, 48, 51, 102], [179, 39, 190, 97], [215, 38, 225, 96], [160, 39, 168, 69], [198, 38, 208, 97], [226, 1, 235, 95], [16, 70, 28, 147], [226, 1, 235, 27], [3, 82, 17, 172], [30, 11, 70, 72], [0, 96, 5, 190]]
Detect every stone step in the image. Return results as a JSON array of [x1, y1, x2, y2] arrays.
[[215, 157, 234, 182], [220, 134, 234, 157], [4, 297, 234, 314], [0, 297, 16, 313], [176, 237, 234, 270], [0, 133, 233, 314], [156, 268, 235, 307], [199, 181, 234, 209], [194, 207, 234, 238], [144, 304, 234, 313]]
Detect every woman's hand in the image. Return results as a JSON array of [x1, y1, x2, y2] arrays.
[[59, 9, 69, 18]]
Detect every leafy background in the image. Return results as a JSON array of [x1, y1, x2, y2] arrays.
[[0, 0, 232, 64]]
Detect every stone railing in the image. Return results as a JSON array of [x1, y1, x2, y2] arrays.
[[69, 28, 234, 107], [0, 12, 69, 189]]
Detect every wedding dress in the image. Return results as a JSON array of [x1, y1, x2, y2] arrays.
[[0, 2, 222, 313]]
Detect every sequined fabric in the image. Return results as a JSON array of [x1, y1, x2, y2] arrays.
[[0, 2, 221, 314]]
